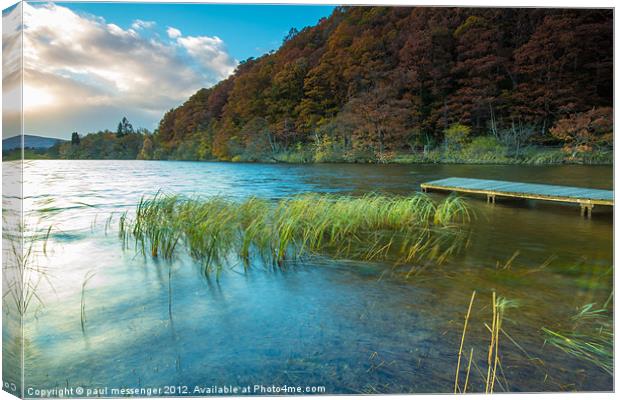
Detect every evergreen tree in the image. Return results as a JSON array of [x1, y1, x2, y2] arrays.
[[116, 117, 134, 138], [71, 132, 80, 146]]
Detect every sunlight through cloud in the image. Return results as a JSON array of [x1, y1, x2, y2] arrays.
[[15, 2, 238, 135]]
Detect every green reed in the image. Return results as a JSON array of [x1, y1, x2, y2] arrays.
[[2, 220, 54, 317], [119, 192, 471, 277], [542, 296, 613, 376], [80, 270, 96, 333]]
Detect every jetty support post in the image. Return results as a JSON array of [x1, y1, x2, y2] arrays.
[[580, 203, 594, 219], [486, 194, 496, 204]]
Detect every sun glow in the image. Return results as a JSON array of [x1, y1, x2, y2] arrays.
[[23, 85, 54, 109]]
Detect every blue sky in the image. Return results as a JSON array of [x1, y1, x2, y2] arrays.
[[58, 2, 336, 61], [6, 2, 335, 138]]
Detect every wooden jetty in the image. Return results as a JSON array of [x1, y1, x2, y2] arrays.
[[420, 177, 613, 218]]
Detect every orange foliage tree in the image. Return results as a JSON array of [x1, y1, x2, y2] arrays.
[[549, 107, 613, 156]]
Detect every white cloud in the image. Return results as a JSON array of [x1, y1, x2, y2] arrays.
[[2, 3, 23, 137], [14, 3, 238, 137], [167, 26, 182, 39], [131, 19, 155, 30], [176, 35, 237, 81]]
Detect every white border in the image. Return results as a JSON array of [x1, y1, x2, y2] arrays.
[[0, 1, 616, 400]]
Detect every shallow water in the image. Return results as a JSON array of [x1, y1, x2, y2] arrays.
[[3, 160, 614, 395]]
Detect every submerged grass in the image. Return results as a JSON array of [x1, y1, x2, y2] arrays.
[[119, 192, 471, 277], [542, 295, 613, 376], [2, 219, 55, 317], [80, 270, 96, 333]]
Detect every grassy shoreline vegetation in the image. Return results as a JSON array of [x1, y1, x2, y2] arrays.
[[3, 113, 613, 165], [117, 192, 471, 278], [4, 110, 612, 164], [5, 136, 613, 166], [223, 143, 613, 165]]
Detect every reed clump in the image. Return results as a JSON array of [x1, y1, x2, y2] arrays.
[[2, 220, 54, 317], [119, 192, 471, 276], [542, 295, 613, 376], [454, 291, 516, 394]]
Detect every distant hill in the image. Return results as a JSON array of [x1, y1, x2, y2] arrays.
[[2, 134, 66, 152]]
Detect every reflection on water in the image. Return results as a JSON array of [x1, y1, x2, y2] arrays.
[[3, 160, 613, 394]]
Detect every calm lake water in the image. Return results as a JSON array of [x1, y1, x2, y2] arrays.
[[3, 160, 614, 395]]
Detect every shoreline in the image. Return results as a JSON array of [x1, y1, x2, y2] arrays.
[[5, 144, 612, 166], [5, 156, 614, 166]]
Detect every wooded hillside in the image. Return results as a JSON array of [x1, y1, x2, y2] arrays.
[[133, 7, 614, 162]]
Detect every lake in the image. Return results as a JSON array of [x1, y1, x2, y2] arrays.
[[3, 160, 613, 395]]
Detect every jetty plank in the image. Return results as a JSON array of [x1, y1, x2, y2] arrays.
[[420, 177, 613, 217]]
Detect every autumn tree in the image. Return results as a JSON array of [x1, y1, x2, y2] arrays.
[[267, 59, 307, 117], [449, 15, 505, 132], [396, 8, 457, 141], [138, 135, 153, 160], [443, 123, 471, 151], [239, 117, 276, 160], [344, 84, 413, 155], [513, 10, 613, 133], [550, 107, 613, 156]]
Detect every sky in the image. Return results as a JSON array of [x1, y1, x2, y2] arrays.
[[2, 1, 335, 139]]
